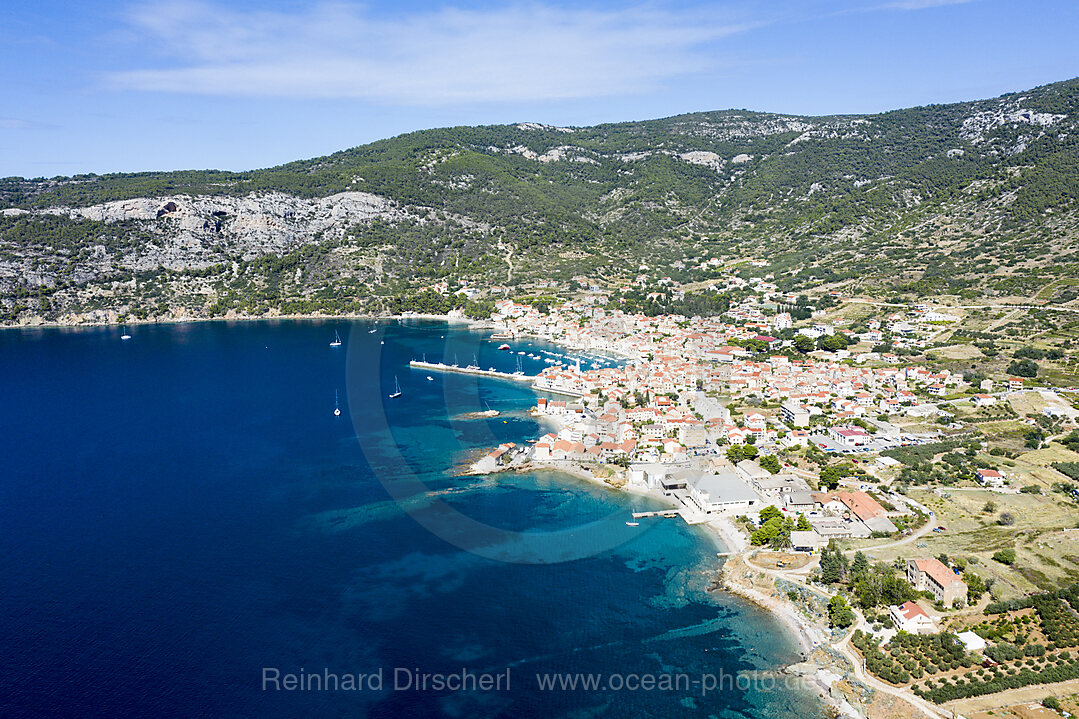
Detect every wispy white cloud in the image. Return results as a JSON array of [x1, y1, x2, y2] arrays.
[[106, 1, 756, 103], [0, 116, 57, 130], [878, 0, 978, 10]]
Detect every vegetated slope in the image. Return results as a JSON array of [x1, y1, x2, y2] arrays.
[[1, 78, 1078, 323]]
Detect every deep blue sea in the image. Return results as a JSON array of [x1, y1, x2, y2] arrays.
[[0, 319, 824, 718]]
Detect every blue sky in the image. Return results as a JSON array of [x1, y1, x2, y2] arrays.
[[1, 0, 1076, 177]]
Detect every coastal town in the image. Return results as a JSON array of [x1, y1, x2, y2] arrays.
[[455, 276, 1079, 719]]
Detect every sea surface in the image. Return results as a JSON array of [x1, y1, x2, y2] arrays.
[[0, 319, 825, 718]]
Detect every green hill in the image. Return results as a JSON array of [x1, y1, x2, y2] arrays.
[[2, 77, 1079, 323]]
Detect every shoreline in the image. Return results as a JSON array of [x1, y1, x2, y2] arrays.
[[23, 311, 854, 716], [477, 372, 864, 718], [0, 311, 493, 332]]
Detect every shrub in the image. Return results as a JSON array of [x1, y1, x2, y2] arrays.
[[993, 548, 1016, 565]]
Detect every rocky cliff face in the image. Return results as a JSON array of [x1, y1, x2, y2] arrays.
[[43, 190, 405, 268], [1, 78, 1078, 325]]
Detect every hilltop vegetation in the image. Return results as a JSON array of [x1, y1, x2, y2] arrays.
[[2, 78, 1079, 324]]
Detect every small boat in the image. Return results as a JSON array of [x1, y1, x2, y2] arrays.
[[380, 340, 384, 345], [427, 376, 434, 381], [626, 522, 640, 527], [120, 326, 132, 341], [333, 390, 341, 416], [368, 327, 377, 334], [330, 330, 342, 347], [517, 351, 526, 355], [388, 376, 402, 399], [498, 344, 511, 351]]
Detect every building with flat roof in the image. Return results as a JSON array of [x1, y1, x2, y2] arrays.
[[790, 530, 821, 553], [751, 473, 810, 498], [685, 473, 761, 514]]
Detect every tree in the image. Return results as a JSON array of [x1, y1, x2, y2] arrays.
[[998, 512, 1016, 526], [819, 465, 843, 491], [966, 573, 987, 602], [851, 552, 869, 577], [880, 572, 916, 605], [993, 548, 1016, 565], [855, 572, 882, 609], [794, 334, 815, 353], [820, 543, 849, 584], [796, 514, 811, 531], [818, 333, 852, 352], [829, 595, 856, 628], [759, 505, 783, 523], [751, 516, 793, 548], [1007, 358, 1038, 378], [759, 454, 781, 474]]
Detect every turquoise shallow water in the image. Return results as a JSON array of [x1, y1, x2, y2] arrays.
[[0, 318, 825, 718]]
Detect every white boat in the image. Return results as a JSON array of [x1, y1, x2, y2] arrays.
[[498, 343, 511, 351], [120, 326, 132, 341], [388, 376, 402, 399], [333, 390, 341, 416], [626, 521, 639, 527], [380, 340, 384, 345], [330, 330, 342, 347], [427, 376, 434, 381], [517, 351, 526, 355], [368, 327, 377, 334]]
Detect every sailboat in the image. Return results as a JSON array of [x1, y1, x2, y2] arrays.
[[388, 376, 402, 399], [333, 390, 341, 416], [120, 326, 132, 341], [513, 356, 525, 376], [330, 330, 342, 347]]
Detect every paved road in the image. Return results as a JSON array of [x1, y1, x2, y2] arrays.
[[741, 551, 947, 719], [833, 613, 948, 719], [844, 507, 938, 557]]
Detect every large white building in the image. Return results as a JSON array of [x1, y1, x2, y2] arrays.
[[780, 401, 811, 428], [685, 473, 762, 514]]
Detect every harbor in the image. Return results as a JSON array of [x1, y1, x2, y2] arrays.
[[408, 359, 535, 382], [408, 360, 588, 397]]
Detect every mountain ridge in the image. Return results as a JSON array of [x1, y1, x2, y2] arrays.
[[2, 77, 1078, 325]]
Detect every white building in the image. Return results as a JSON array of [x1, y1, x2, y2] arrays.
[[956, 630, 986, 653], [685, 473, 761, 514], [780, 401, 811, 428], [889, 601, 938, 635]]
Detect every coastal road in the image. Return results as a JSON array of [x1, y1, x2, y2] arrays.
[[833, 614, 949, 719], [741, 551, 948, 719]]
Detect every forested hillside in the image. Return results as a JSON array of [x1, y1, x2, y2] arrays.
[[2, 77, 1078, 324]]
